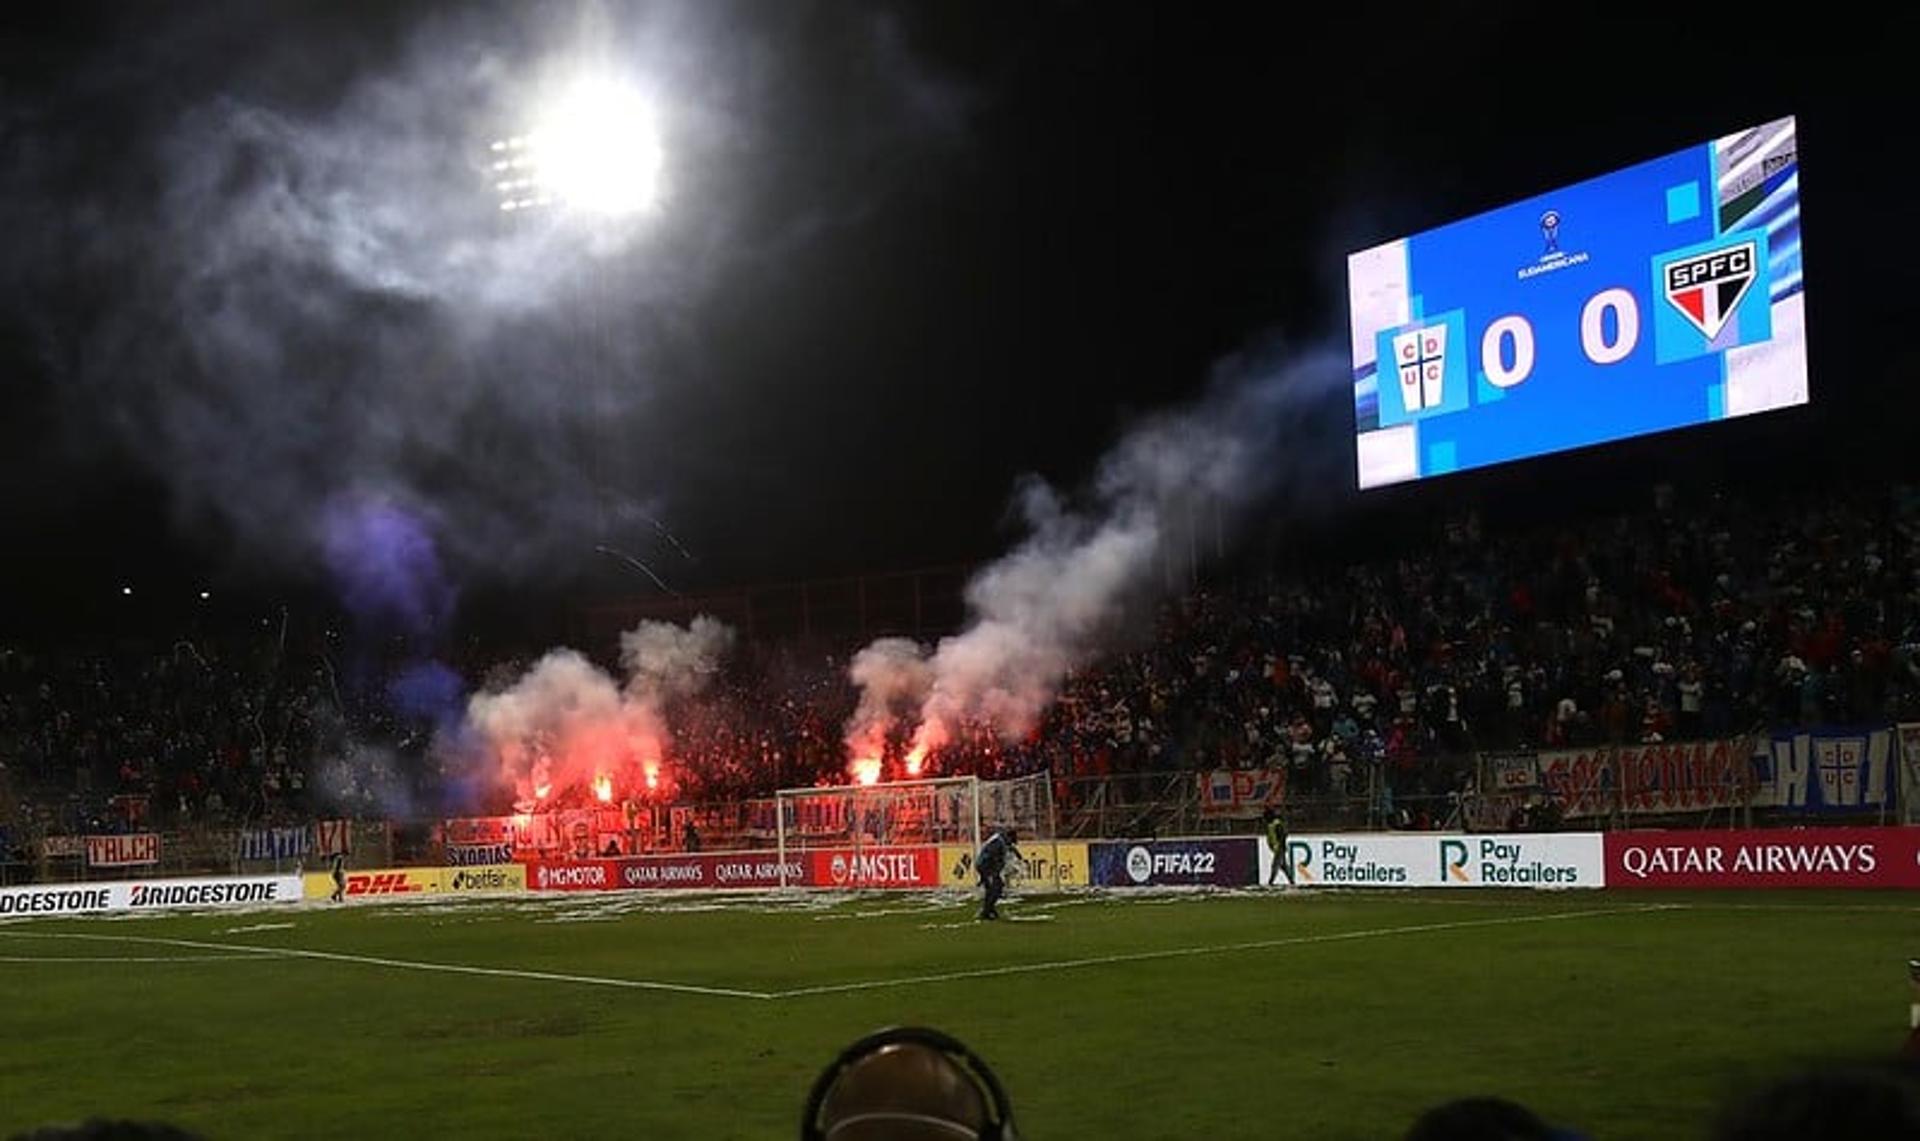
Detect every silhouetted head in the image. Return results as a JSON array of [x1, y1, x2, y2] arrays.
[[10, 1121, 204, 1141], [803, 1027, 1017, 1141], [1713, 1061, 1920, 1141], [1405, 1097, 1565, 1141]]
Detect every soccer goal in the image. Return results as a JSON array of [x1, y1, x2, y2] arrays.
[[773, 772, 1056, 889]]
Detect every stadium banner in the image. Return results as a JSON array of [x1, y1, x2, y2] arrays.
[[0, 875, 304, 919], [1538, 747, 1615, 819], [443, 864, 526, 894], [86, 833, 160, 868], [445, 842, 516, 867], [1540, 738, 1761, 819], [613, 852, 806, 891], [1749, 727, 1895, 813], [524, 860, 621, 893], [39, 835, 86, 859], [236, 826, 311, 861], [1259, 833, 1604, 889], [937, 842, 1091, 890], [445, 811, 631, 861], [1015, 840, 1088, 889], [1486, 751, 1541, 792], [124, 876, 302, 911], [0, 883, 120, 918], [302, 864, 526, 899], [313, 819, 352, 858], [1605, 827, 1920, 889], [1197, 769, 1288, 818], [1089, 839, 1257, 887], [1537, 732, 1891, 820], [1614, 738, 1756, 816], [809, 846, 942, 890], [1900, 723, 1920, 825]]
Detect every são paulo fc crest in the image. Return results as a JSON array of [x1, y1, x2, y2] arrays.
[[1650, 231, 1772, 364], [1662, 239, 1757, 342]]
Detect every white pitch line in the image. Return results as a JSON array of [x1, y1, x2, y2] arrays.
[[1622, 901, 1920, 914], [0, 931, 773, 1000], [0, 904, 1665, 1002], [0, 955, 259, 964], [771, 905, 1663, 999]]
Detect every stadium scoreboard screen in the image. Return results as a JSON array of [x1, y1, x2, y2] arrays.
[[1347, 116, 1804, 489]]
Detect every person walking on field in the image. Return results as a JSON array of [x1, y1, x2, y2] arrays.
[[975, 827, 1021, 921], [1264, 808, 1293, 887]]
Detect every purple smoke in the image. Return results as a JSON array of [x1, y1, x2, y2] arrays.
[[318, 494, 455, 639]]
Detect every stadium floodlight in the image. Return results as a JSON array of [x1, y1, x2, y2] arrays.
[[489, 75, 664, 217]]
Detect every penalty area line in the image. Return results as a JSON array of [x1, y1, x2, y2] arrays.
[[772, 904, 1663, 1000], [0, 930, 773, 1000]]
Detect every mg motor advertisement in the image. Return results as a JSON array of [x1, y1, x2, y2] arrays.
[[1605, 828, 1920, 888], [526, 860, 620, 893]]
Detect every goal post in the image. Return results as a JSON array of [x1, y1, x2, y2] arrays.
[[775, 775, 983, 888], [772, 772, 1058, 889]]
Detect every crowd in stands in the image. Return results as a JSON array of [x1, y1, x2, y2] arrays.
[[6, 481, 1920, 838], [927, 484, 1920, 804], [0, 633, 338, 839]]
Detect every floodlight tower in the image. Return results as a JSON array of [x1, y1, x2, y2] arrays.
[[489, 76, 664, 217], [488, 74, 665, 553]]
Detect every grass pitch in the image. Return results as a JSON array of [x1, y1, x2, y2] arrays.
[[0, 889, 1911, 1139]]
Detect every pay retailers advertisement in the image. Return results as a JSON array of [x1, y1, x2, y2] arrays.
[[1258, 833, 1604, 889]]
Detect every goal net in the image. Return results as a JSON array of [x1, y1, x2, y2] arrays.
[[773, 772, 1057, 889]]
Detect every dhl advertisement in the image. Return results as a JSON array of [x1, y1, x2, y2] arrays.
[[302, 864, 526, 900], [938, 841, 1089, 889]]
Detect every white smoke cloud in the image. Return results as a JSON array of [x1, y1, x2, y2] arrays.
[[619, 614, 735, 700], [0, 1, 981, 586], [841, 636, 934, 771], [464, 615, 733, 804], [851, 342, 1346, 769]]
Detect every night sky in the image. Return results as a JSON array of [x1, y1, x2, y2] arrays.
[[0, 2, 1905, 636]]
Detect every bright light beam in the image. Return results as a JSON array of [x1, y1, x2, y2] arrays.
[[494, 76, 664, 217]]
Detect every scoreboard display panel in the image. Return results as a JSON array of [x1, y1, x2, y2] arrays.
[[1348, 116, 1804, 489]]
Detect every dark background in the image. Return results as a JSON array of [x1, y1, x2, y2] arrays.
[[0, 2, 1903, 640]]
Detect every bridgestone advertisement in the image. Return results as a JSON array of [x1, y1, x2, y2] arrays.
[[0, 886, 117, 917], [0, 875, 303, 918]]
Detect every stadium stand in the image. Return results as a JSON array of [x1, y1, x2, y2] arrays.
[[5, 480, 1920, 856]]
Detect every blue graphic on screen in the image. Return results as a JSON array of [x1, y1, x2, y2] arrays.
[[1374, 308, 1468, 426], [1650, 230, 1771, 364], [1348, 117, 1805, 489]]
